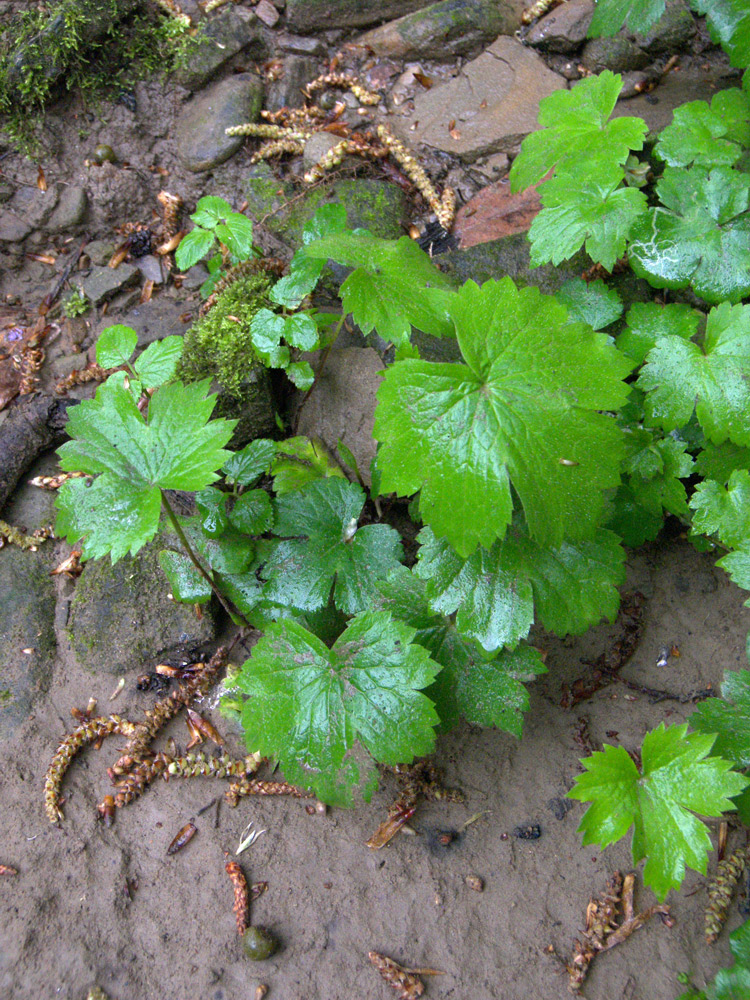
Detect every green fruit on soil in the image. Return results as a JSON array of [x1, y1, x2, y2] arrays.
[[93, 144, 116, 165], [242, 926, 278, 961]]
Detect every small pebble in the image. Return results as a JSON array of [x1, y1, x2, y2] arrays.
[[465, 875, 483, 892]]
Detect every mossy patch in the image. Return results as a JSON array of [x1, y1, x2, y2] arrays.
[[176, 272, 272, 398]]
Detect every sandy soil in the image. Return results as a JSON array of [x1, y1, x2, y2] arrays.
[[1, 531, 749, 1000]]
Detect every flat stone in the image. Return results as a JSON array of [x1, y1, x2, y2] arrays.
[[174, 10, 264, 91], [294, 348, 384, 486], [392, 36, 566, 162], [0, 211, 31, 243], [525, 0, 594, 53], [134, 254, 165, 285], [254, 0, 280, 26], [44, 185, 87, 232], [286, 0, 434, 32], [454, 177, 542, 249], [67, 534, 217, 675], [8, 185, 59, 230], [357, 0, 525, 59], [83, 239, 116, 266], [277, 32, 328, 55], [613, 64, 734, 135], [81, 263, 138, 305], [175, 75, 264, 173]]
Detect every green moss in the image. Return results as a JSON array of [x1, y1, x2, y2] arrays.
[[0, 1, 209, 155], [0, 689, 12, 704], [176, 272, 273, 398]]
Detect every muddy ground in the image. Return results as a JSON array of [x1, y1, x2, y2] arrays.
[[1, 3, 748, 999]]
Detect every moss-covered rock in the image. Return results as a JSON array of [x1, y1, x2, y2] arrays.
[[66, 533, 217, 675], [245, 166, 407, 245], [0, 544, 56, 739], [176, 272, 276, 448]]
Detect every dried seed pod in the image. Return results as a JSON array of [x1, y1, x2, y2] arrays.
[[225, 778, 312, 807], [706, 845, 748, 943], [44, 715, 139, 823], [0, 864, 18, 876], [167, 821, 197, 855], [522, 0, 564, 23], [465, 875, 483, 892], [186, 708, 225, 746], [254, 987, 268, 1000], [97, 795, 115, 827], [167, 751, 262, 780], [157, 190, 183, 238], [86, 988, 110, 1000], [242, 926, 278, 961], [376, 126, 455, 231], [0, 520, 53, 551], [29, 471, 89, 491], [303, 72, 380, 106], [368, 952, 424, 1000], [226, 861, 250, 934], [249, 138, 306, 164]]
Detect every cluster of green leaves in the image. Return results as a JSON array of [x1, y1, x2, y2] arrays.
[[175, 196, 257, 298]]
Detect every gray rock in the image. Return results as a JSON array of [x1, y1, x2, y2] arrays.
[[174, 10, 264, 91], [613, 64, 731, 135], [580, 34, 650, 73], [44, 185, 87, 232], [81, 263, 138, 306], [635, 0, 696, 56], [267, 55, 321, 112], [277, 32, 328, 55], [357, 0, 526, 59], [83, 239, 116, 267], [182, 264, 210, 291], [526, 0, 594, 53], [66, 535, 218, 675], [393, 36, 565, 161], [0, 545, 56, 740], [175, 75, 264, 173], [286, 0, 434, 32], [294, 348, 384, 486], [254, 0, 280, 26], [0, 211, 31, 243], [8, 185, 59, 230], [134, 255, 165, 285], [0, 180, 14, 204]]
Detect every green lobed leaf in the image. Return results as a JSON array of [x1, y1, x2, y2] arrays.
[[691, 0, 750, 69], [509, 71, 648, 191], [249, 308, 286, 367], [222, 438, 276, 486], [414, 523, 624, 651], [158, 550, 213, 604], [302, 232, 456, 353], [270, 203, 348, 309], [637, 302, 750, 445], [588, 0, 666, 36], [190, 195, 234, 229], [271, 436, 346, 495], [283, 312, 319, 351], [175, 226, 215, 271], [556, 277, 623, 331], [616, 301, 701, 366], [285, 360, 315, 390], [717, 545, 750, 605], [195, 486, 228, 538], [262, 477, 403, 614], [528, 160, 648, 270], [373, 566, 546, 736], [235, 611, 441, 804], [628, 165, 750, 304], [55, 474, 161, 562], [216, 212, 254, 261], [96, 325, 137, 369], [374, 277, 632, 556], [695, 441, 750, 484], [655, 90, 750, 169], [133, 336, 183, 389], [690, 670, 750, 769], [690, 470, 750, 547], [228, 488, 273, 535], [569, 723, 749, 900]]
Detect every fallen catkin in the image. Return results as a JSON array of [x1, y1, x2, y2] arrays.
[[706, 845, 748, 943], [226, 861, 250, 934], [44, 715, 139, 823], [225, 778, 312, 807]]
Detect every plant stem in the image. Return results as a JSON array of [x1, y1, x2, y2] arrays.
[[292, 313, 346, 432], [161, 491, 250, 626]]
